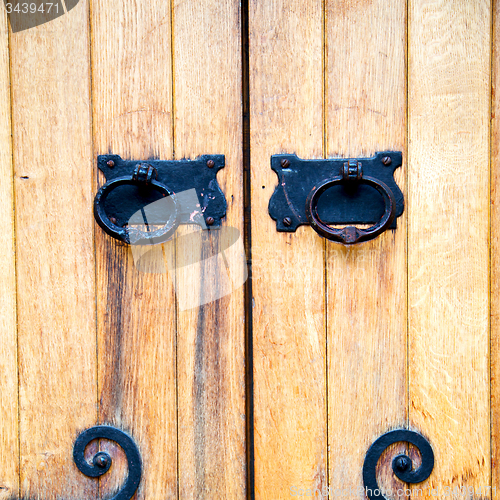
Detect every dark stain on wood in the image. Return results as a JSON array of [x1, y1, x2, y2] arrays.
[[193, 231, 226, 494], [99, 238, 127, 421]]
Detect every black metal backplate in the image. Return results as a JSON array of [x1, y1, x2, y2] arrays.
[[98, 154, 226, 228], [269, 151, 404, 231]]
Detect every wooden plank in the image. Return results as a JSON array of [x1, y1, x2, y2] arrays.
[[90, 0, 177, 498], [250, 0, 326, 497], [408, 1, 491, 498], [10, 3, 97, 498], [173, 0, 246, 497], [493, 0, 500, 494], [325, 0, 408, 497], [0, 7, 17, 500]]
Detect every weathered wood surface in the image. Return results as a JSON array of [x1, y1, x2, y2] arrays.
[[408, 1, 491, 498], [0, 1, 498, 499], [493, 0, 500, 494], [173, 0, 246, 497], [326, 0, 408, 497], [91, 0, 177, 498], [92, 0, 245, 498], [10, 2, 97, 498], [0, 6, 17, 500], [250, 0, 327, 497]]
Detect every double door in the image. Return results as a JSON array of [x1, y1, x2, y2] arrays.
[[0, 0, 495, 499]]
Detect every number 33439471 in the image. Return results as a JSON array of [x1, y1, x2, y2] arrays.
[[5, 3, 60, 14]]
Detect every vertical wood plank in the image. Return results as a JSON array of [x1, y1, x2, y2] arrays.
[[325, 0, 407, 497], [10, 2, 97, 498], [173, 0, 246, 497], [409, 1, 491, 498], [0, 7, 17, 500], [250, 0, 326, 497], [492, 0, 500, 494], [90, 0, 177, 498]]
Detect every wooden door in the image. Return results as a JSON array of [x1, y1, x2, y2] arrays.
[[0, 1, 245, 499], [0, 1, 498, 500], [251, 0, 494, 499]]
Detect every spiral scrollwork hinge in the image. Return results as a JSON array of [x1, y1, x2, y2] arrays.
[[73, 425, 142, 500], [362, 429, 434, 500]]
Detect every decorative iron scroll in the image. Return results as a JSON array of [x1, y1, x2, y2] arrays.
[[73, 425, 142, 500], [362, 429, 434, 500]]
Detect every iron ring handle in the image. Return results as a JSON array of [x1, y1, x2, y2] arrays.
[[94, 176, 180, 245], [305, 176, 396, 244]]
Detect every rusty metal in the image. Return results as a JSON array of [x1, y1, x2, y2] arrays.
[[268, 151, 404, 244], [342, 160, 362, 181], [207, 159, 215, 168], [106, 160, 115, 168], [362, 429, 434, 500], [93, 452, 111, 469], [306, 174, 396, 244], [132, 163, 158, 185]]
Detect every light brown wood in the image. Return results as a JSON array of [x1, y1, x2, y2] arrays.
[[492, 0, 500, 493], [2, 3, 498, 499], [90, 0, 177, 498], [408, 1, 491, 498], [325, 0, 407, 497], [0, 7, 17, 500], [10, 2, 97, 498], [250, 0, 326, 497], [173, 0, 246, 497]]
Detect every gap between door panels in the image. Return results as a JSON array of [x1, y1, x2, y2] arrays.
[[241, 0, 255, 497]]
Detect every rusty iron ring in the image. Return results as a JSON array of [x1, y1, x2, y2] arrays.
[[94, 176, 179, 245], [305, 176, 396, 244]]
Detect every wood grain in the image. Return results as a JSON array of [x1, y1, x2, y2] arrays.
[[408, 1, 491, 498], [173, 0, 246, 497], [325, 0, 408, 497], [3, 3, 496, 500], [10, 2, 97, 498], [0, 6, 17, 500], [493, 0, 500, 494], [90, 0, 177, 498], [250, 0, 326, 497]]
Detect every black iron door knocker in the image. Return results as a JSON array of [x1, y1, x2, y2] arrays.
[[269, 151, 404, 244], [94, 154, 227, 245]]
